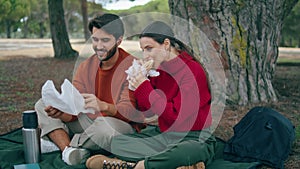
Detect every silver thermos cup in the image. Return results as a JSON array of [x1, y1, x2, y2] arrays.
[[22, 110, 41, 163]]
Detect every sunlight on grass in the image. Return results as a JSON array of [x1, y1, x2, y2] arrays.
[[277, 58, 300, 63]]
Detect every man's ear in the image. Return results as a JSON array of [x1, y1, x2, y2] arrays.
[[116, 36, 123, 46]]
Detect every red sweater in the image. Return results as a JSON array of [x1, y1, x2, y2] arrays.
[[72, 48, 144, 124], [134, 51, 211, 132]]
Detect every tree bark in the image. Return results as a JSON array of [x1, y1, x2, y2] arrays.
[[6, 20, 11, 38], [81, 0, 90, 41], [39, 22, 45, 38], [48, 0, 78, 59], [169, 0, 298, 105]]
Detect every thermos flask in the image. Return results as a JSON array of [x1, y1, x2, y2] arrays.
[[22, 110, 41, 163]]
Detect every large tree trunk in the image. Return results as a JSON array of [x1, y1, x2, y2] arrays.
[[81, 0, 90, 41], [48, 0, 78, 59], [169, 0, 298, 105]]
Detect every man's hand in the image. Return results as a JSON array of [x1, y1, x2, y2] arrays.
[[82, 93, 116, 116], [45, 106, 64, 118], [44, 106, 73, 122]]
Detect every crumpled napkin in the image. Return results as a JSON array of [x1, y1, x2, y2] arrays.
[[125, 59, 160, 90], [41, 79, 95, 115]]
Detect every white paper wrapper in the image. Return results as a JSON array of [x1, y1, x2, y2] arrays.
[[41, 79, 95, 115], [125, 59, 160, 90]]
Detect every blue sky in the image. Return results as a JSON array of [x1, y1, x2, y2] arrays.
[[102, 0, 152, 10]]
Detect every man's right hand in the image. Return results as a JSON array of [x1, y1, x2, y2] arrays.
[[44, 106, 74, 122], [45, 106, 64, 119]]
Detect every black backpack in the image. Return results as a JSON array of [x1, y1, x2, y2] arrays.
[[223, 106, 295, 169]]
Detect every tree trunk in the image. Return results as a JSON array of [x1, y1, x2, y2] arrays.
[[39, 22, 45, 38], [6, 20, 11, 38], [81, 0, 90, 41], [23, 19, 28, 38], [48, 0, 78, 59], [169, 0, 298, 105]]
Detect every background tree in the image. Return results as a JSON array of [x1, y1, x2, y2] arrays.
[[169, 0, 298, 105], [1, 0, 298, 48], [81, 0, 90, 41], [63, 0, 81, 35], [48, 0, 78, 59], [281, 1, 300, 47], [111, 0, 169, 39], [32, 0, 48, 38], [0, 0, 30, 38], [21, 0, 48, 38], [87, 1, 103, 17]]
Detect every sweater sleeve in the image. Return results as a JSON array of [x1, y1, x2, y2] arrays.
[[111, 53, 144, 123], [135, 74, 198, 116], [72, 63, 87, 93], [134, 81, 162, 118], [114, 79, 144, 123]]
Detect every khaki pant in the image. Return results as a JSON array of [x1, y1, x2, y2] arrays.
[[35, 99, 134, 151]]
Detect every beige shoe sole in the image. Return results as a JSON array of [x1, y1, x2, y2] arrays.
[[86, 155, 107, 169]]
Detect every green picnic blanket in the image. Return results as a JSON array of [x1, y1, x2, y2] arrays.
[[0, 128, 259, 169]]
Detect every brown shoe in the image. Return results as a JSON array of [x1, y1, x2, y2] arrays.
[[86, 154, 136, 169], [176, 161, 205, 169]]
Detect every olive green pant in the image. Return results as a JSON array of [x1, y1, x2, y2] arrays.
[[111, 125, 216, 169]]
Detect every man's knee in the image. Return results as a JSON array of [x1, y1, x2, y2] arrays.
[[35, 98, 45, 114], [90, 126, 116, 142]]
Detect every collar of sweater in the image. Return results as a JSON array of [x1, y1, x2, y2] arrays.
[[159, 51, 193, 74]]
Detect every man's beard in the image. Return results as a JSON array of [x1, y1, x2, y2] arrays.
[[94, 44, 118, 62]]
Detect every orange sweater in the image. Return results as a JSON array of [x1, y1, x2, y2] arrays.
[[72, 48, 144, 124]]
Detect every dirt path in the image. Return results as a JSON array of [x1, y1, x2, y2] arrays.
[[0, 39, 299, 60]]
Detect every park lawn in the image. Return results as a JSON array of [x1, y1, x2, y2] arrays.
[[0, 56, 299, 168]]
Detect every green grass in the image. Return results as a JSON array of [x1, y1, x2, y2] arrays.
[[296, 114, 300, 140], [7, 105, 18, 112], [0, 93, 5, 98], [277, 58, 300, 64], [16, 91, 33, 98], [296, 126, 300, 140]]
